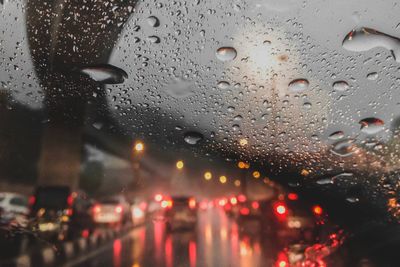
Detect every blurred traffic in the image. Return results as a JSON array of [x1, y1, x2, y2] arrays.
[[0, 181, 344, 267]]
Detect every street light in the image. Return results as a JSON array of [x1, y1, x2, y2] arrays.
[[176, 160, 184, 170], [134, 141, 144, 152], [219, 175, 227, 184], [252, 171, 260, 179], [204, 171, 212, 180]]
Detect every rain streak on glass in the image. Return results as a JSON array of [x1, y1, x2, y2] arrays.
[[216, 47, 237, 62]]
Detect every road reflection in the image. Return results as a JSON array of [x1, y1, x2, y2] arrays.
[[73, 206, 338, 267], [126, 207, 276, 267]]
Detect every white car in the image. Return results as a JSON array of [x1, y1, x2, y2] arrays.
[[0, 192, 29, 227]]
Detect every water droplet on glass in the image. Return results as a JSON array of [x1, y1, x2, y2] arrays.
[[147, 16, 160, 27], [346, 197, 360, 203], [332, 172, 354, 181], [316, 178, 334, 185], [342, 27, 400, 62], [147, 36, 161, 43], [184, 131, 204, 145], [303, 102, 312, 109], [329, 131, 345, 140], [227, 106, 235, 112], [332, 81, 349, 92], [234, 115, 243, 121], [288, 79, 309, 93], [216, 47, 237, 62], [359, 117, 384, 134], [232, 124, 240, 131], [76, 64, 128, 84], [366, 72, 378, 81], [217, 81, 230, 89], [330, 139, 358, 157]]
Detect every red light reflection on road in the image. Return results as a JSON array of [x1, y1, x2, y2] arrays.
[[154, 222, 165, 265], [165, 235, 173, 267], [189, 241, 197, 267], [113, 239, 122, 267]]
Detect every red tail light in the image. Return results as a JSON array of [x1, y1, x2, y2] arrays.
[[67, 194, 74, 207], [28, 196, 36, 206], [65, 208, 73, 216], [93, 205, 101, 213], [237, 194, 247, 203], [240, 207, 250, 215], [275, 252, 289, 267], [312, 205, 323, 215], [189, 198, 196, 209], [287, 193, 298, 201], [251, 201, 259, 209], [115, 205, 123, 213]]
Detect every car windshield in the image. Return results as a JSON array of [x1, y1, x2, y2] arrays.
[[1, 0, 400, 266]]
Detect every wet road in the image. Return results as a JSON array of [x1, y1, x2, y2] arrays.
[[65, 208, 281, 267]]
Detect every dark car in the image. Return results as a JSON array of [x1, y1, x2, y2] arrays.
[[29, 186, 95, 241], [259, 193, 327, 244], [164, 196, 197, 231]]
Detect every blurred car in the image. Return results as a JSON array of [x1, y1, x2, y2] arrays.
[[164, 196, 197, 231], [131, 198, 148, 226], [29, 186, 95, 241], [0, 192, 29, 227], [260, 193, 324, 243], [92, 195, 132, 226]]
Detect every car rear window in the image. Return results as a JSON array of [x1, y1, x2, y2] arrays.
[[34, 188, 70, 209]]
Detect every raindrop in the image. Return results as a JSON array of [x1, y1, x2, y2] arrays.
[[232, 124, 240, 131], [147, 36, 161, 43], [227, 106, 235, 112], [359, 117, 384, 134], [366, 72, 378, 81], [147, 16, 160, 27], [329, 131, 345, 140], [303, 102, 312, 109], [332, 172, 354, 181], [332, 81, 349, 92], [76, 64, 128, 84], [316, 178, 334, 185], [288, 79, 309, 93], [342, 27, 400, 62], [216, 47, 237, 62], [234, 115, 243, 121], [346, 197, 360, 203], [217, 81, 230, 89], [184, 131, 204, 145], [330, 139, 358, 157]]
